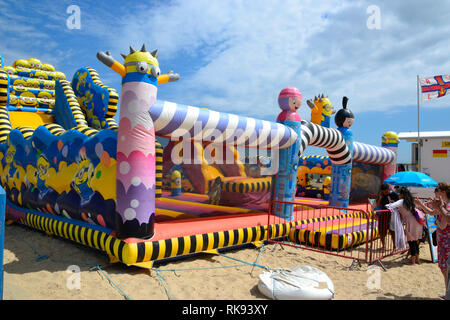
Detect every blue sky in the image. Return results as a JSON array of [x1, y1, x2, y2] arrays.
[[1, 0, 450, 163]]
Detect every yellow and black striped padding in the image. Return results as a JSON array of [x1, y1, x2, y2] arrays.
[[0, 71, 12, 142], [59, 80, 89, 127], [155, 141, 163, 198], [42, 123, 66, 136], [209, 177, 271, 193], [105, 118, 118, 131], [85, 67, 119, 119], [15, 126, 35, 140], [74, 125, 98, 137], [0, 71, 8, 107], [300, 155, 329, 161], [19, 211, 123, 261], [287, 211, 376, 251], [12, 201, 295, 266]]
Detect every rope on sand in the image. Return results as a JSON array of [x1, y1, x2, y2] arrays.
[[90, 265, 132, 300], [155, 269, 173, 300], [152, 244, 271, 300], [8, 226, 272, 300], [8, 226, 132, 300]]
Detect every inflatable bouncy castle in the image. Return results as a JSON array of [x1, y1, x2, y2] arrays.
[[0, 47, 401, 267]]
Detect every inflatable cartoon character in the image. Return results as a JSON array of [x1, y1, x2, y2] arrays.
[[53, 71, 66, 81], [26, 78, 41, 89], [34, 71, 48, 81], [97, 44, 179, 239], [381, 131, 399, 147], [171, 170, 182, 196], [19, 91, 37, 107], [71, 156, 94, 205], [272, 87, 302, 220], [43, 80, 54, 90], [276, 87, 303, 122], [328, 96, 354, 208], [13, 78, 27, 90], [41, 63, 55, 72], [3, 66, 17, 76], [27, 58, 43, 70], [36, 154, 51, 198], [37, 91, 53, 108], [13, 59, 31, 70], [306, 94, 336, 127], [3, 144, 17, 188], [323, 176, 331, 200]]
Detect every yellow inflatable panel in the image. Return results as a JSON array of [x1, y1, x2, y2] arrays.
[[9, 111, 54, 129]]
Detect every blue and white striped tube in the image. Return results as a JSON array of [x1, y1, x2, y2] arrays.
[[149, 100, 298, 149], [353, 141, 395, 165]]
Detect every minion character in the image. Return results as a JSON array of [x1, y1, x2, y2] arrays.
[[41, 63, 55, 72], [381, 131, 399, 147], [8, 94, 19, 106], [171, 170, 182, 196], [13, 59, 31, 70], [37, 91, 53, 108], [4, 144, 18, 188], [97, 44, 180, 239], [27, 58, 43, 70], [34, 71, 48, 80], [36, 154, 50, 197], [322, 176, 331, 200], [26, 78, 41, 89], [53, 71, 66, 81], [43, 80, 54, 90], [71, 157, 95, 204], [306, 94, 336, 128], [3, 66, 17, 76], [19, 91, 37, 107], [12, 78, 27, 90]]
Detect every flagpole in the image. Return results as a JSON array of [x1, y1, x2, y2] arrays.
[[417, 75, 421, 172]]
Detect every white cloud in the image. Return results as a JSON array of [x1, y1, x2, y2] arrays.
[[3, 0, 449, 121], [96, 0, 350, 118], [89, 0, 450, 121]]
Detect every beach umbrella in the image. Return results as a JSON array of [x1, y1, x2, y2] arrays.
[[384, 171, 438, 188]]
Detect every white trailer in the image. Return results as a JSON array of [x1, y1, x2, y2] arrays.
[[398, 131, 450, 184]]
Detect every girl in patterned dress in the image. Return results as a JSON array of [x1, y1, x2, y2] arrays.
[[415, 182, 450, 295]]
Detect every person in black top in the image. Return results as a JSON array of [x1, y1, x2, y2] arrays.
[[375, 183, 399, 250]]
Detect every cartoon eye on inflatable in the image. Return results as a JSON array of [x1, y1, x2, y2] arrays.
[[136, 61, 149, 74], [151, 65, 160, 78]]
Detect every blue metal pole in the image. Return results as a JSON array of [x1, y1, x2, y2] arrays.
[[0, 185, 6, 300]]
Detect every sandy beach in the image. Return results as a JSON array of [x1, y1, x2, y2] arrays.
[[2, 222, 445, 301]]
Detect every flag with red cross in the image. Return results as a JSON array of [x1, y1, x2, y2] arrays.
[[419, 75, 450, 101]]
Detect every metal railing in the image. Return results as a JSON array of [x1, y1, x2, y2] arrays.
[[267, 199, 408, 267]]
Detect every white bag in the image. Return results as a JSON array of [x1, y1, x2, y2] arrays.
[[258, 265, 334, 300]]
